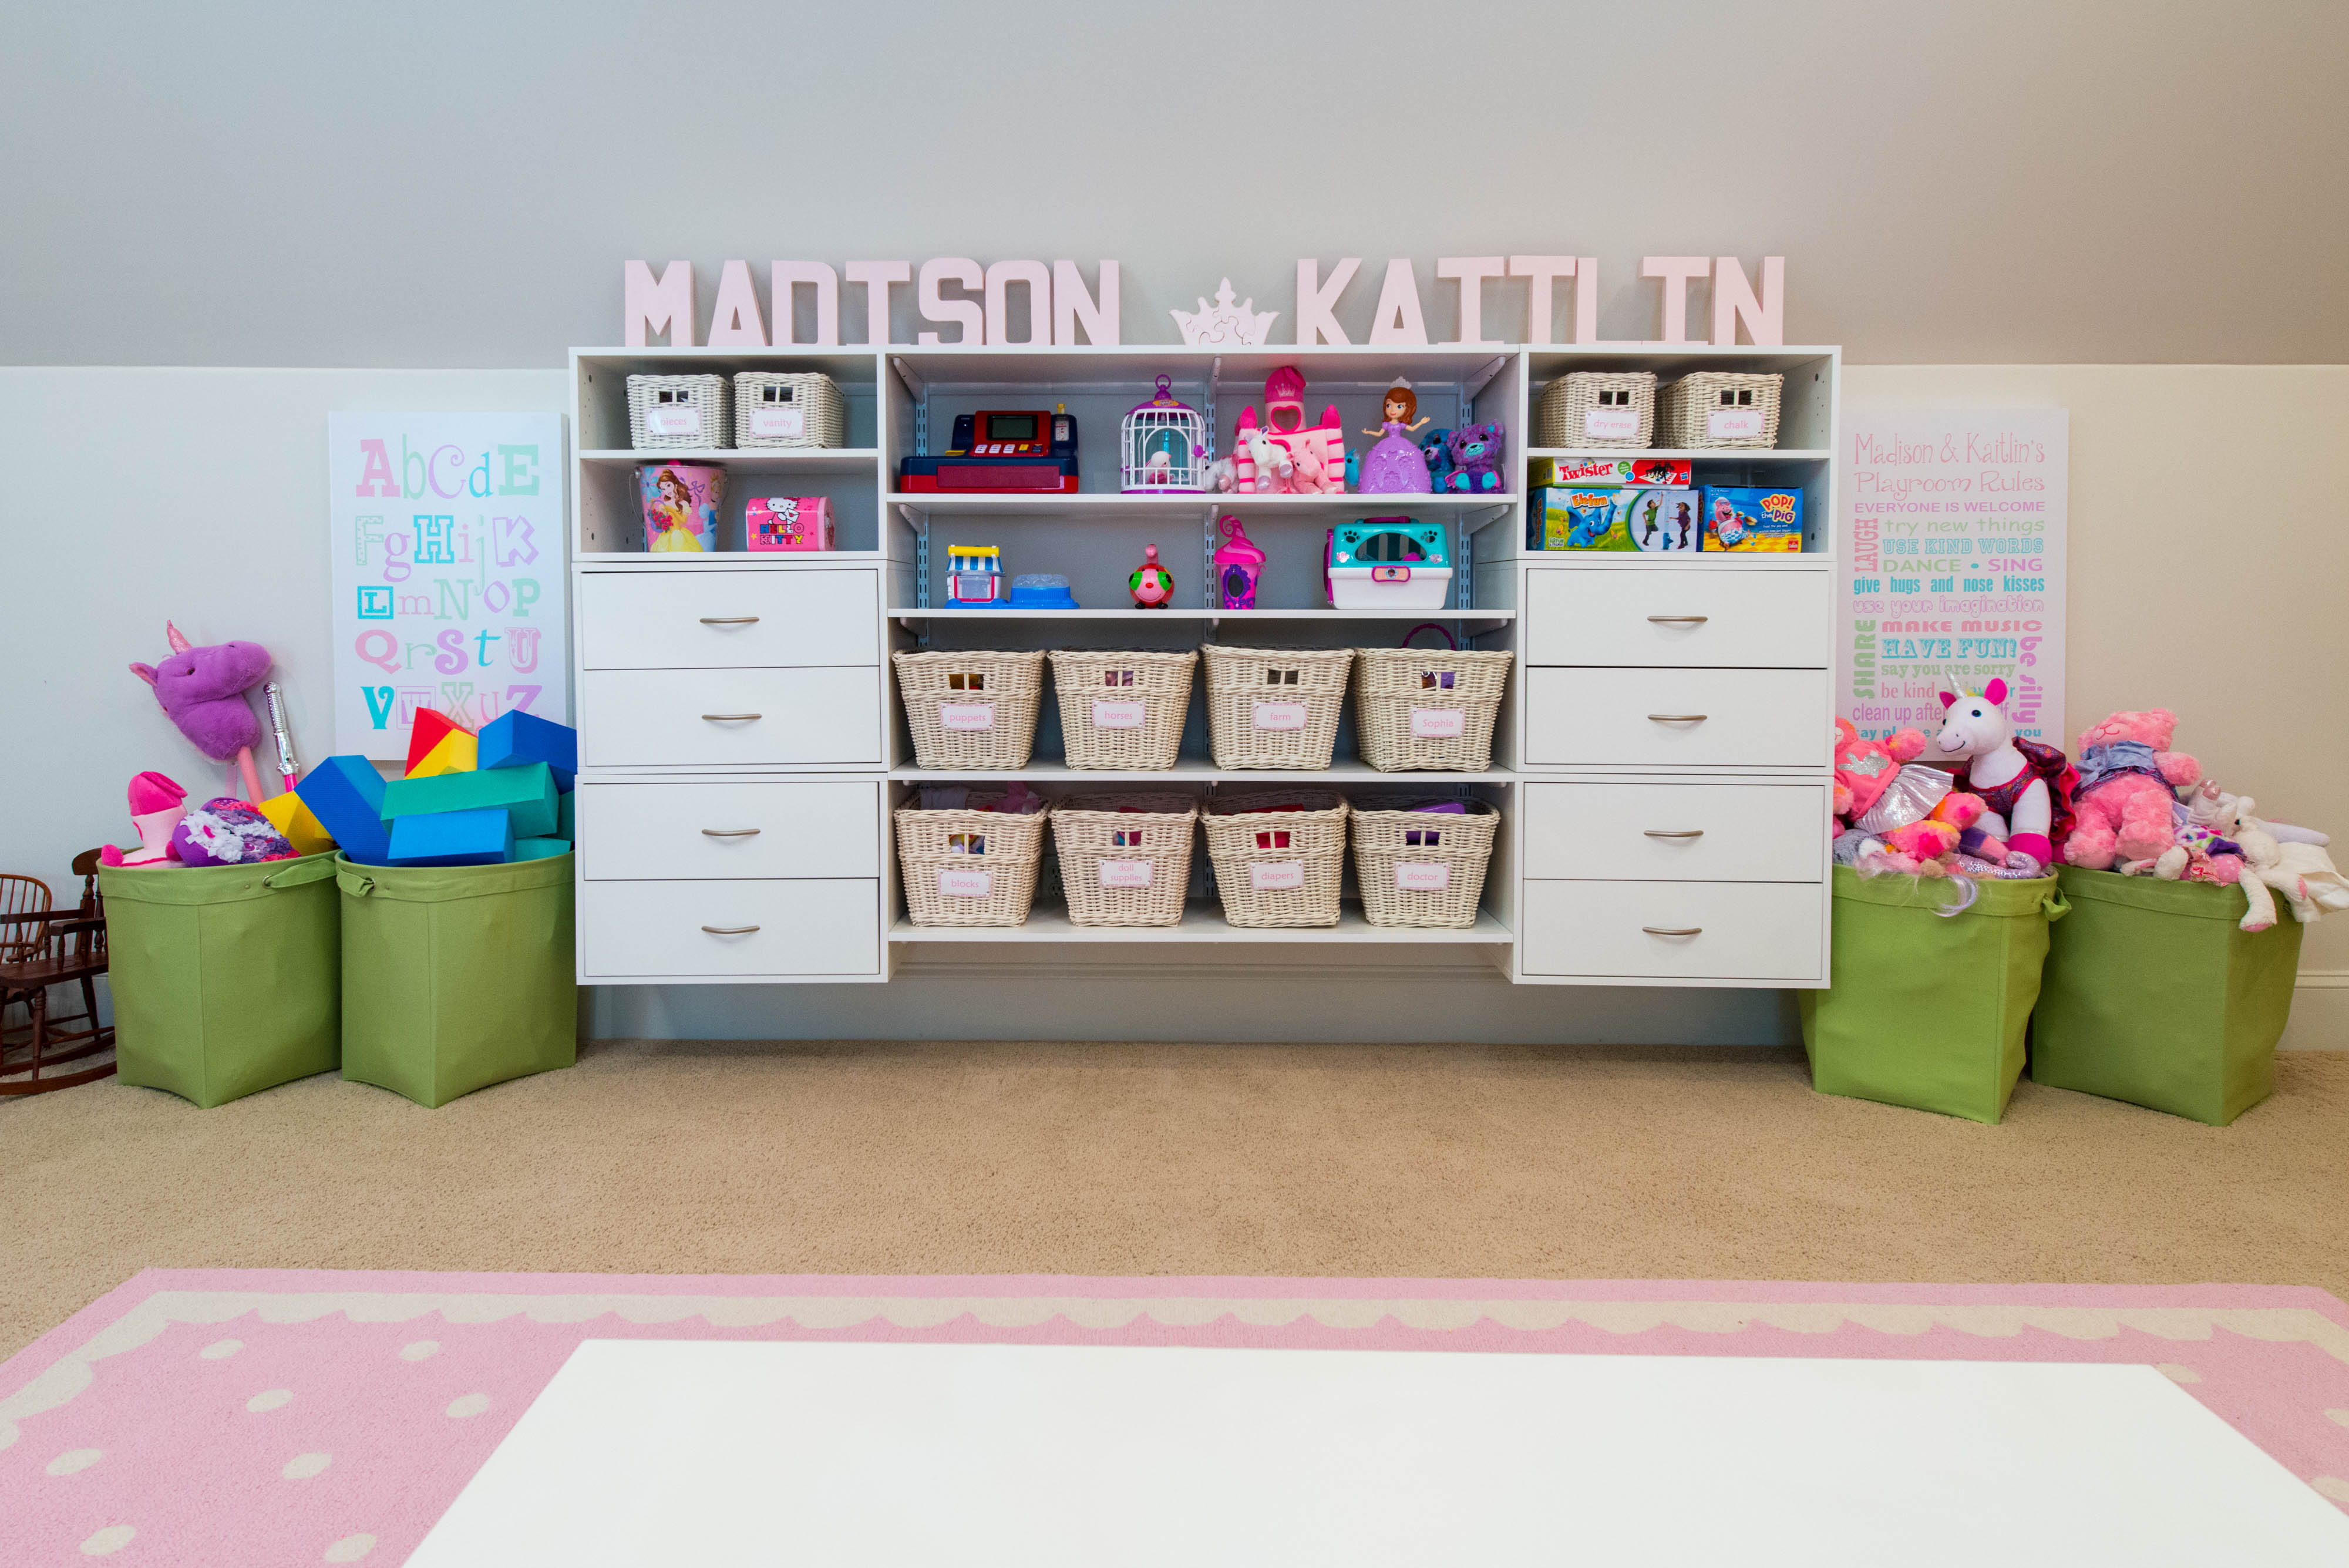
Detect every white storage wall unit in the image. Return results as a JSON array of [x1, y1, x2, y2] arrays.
[[567, 344, 1838, 988]]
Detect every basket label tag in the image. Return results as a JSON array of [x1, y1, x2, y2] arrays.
[[1707, 408, 1766, 439], [1249, 860, 1305, 891], [938, 702, 995, 731], [1411, 706, 1466, 739], [748, 406, 806, 438], [645, 405, 701, 438], [1098, 859, 1153, 889], [938, 867, 994, 899], [1583, 406, 1640, 440], [1395, 861, 1452, 892], [1253, 701, 1308, 732], [1092, 699, 1146, 730]]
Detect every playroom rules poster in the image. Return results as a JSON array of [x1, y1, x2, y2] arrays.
[[1838, 408, 2067, 747], [327, 413, 568, 761]]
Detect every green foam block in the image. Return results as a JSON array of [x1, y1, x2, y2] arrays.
[[380, 762, 558, 839], [514, 837, 571, 862]]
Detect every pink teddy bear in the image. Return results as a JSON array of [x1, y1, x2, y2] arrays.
[[2062, 708, 2201, 870]]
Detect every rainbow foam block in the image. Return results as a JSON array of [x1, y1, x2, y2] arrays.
[[513, 836, 571, 862], [379, 762, 558, 839], [479, 709, 577, 791], [294, 754, 393, 865], [256, 791, 336, 857], [404, 709, 474, 776], [387, 807, 514, 867], [407, 726, 478, 779]]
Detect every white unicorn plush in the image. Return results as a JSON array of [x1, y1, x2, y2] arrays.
[[1240, 426, 1293, 493], [1932, 679, 2074, 874]]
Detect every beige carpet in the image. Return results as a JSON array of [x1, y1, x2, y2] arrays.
[[6, 1039, 2348, 1361]]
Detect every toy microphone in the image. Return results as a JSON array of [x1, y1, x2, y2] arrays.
[[263, 682, 301, 790]]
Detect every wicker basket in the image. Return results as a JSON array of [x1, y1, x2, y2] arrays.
[[1201, 645, 1353, 769], [1536, 371, 1656, 449], [895, 793, 1051, 927], [626, 374, 729, 449], [1657, 371, 1783, 450], [1048, 648, 1196, 770], [1351, 799, 1500, 928], [1202, 790, 1350, 928], [893, 650, 1048, 770], [1351, 647, 1514, 772], [1051, 793, 1199, 927], [733, 371, 846, 449]]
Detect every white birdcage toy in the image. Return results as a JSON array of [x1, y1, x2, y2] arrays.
[[1120, 375, 1206, 492]]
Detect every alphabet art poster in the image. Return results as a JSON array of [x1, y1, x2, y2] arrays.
[[1837, 408, 2066, 747], [327, 413, 568, 761]]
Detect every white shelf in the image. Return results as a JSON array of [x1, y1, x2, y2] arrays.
[[890, 759, 1514, 783], [889, 607, 1513, 621], [584, 448, 879, 475], [890, 902, 1512, 944], [1526, 448, 1830, 463], [886, 492, 1517, 514], [574, 550, 900, 568]]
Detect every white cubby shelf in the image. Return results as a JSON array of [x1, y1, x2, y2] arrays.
[[568, 342, 1840, 986]]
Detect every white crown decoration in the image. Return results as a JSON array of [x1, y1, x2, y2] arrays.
[[1171, 278, 1278, 347]]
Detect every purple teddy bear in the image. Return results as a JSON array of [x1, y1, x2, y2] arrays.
[[130, 622, 272, 803], [1441, 423, 1507, 493]]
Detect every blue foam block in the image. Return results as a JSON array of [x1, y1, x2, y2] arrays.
[[480, 709, 577, 791], [513, 836, 571, 862], [295, 754, 393, 865], [386, 807, 514, 867]]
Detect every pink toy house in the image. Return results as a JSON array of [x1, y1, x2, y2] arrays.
[[1233, 366, 1347, 493]]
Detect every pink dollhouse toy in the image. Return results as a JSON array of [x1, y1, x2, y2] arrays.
[[1233, 366, 1346, 494], [1213, 516, 1267, 609]]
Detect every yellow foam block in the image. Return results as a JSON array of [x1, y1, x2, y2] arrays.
[[405, 728, 479, 778], [258, 790, 337, 856]]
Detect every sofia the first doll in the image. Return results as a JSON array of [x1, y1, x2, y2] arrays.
[[1357, 382, 1433, 493]]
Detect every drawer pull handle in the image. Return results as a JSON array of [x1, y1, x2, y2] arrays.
[[1647, 615, 1709, 625], [1644, 830, 1704, 840], [1647, 713, 1708, 724], [701, 712, 763, 722], [699, 616, 760, 625], [701, 828, 762, 838], [701, 924, 760, 936], [1642, 926, 1703, 937]]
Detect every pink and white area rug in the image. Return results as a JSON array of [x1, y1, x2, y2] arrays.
[[6, 1270, 2349, 1564]]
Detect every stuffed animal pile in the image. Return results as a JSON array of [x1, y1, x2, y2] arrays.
[[1829, 719, 2006, 883]]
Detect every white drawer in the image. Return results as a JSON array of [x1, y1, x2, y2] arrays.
[[1523, 668, 1829, 769], [579, 879, 881, 978], [580, 668, 884, 767], [1525, 567, 1830, 668], [1520, 880, 1825, 981], [577, 780, 881, 880], [1523, 782, 1827, 881], [578, 569, 880, 669]]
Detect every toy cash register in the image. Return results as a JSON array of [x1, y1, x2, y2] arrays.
[[898, 406, 1081, 493]]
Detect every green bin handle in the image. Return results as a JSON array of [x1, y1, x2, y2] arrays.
[[263, 856, 341, 891], [2040, 883, 2070, 923]]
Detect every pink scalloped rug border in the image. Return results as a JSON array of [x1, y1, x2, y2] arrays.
[[8, 1270, 2348, 1566]]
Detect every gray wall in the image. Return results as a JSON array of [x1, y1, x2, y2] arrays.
[[5, 0, 2346, 368]]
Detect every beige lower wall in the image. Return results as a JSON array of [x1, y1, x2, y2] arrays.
[[1, 364, 2341, 1045]]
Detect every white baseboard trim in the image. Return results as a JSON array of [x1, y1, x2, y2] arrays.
[[2283, 971, 2348, 1049]]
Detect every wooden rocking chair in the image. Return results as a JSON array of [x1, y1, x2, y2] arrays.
[[1, 851, 117, 1095]]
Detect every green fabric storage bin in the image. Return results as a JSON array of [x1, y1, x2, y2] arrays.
[[100, 852, 342, 1107], [1799, 865, 2068, 1123], [2031, 867, 2302, 1126], [335, 850, 577, 1108]]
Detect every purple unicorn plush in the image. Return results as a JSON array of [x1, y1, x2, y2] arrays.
[[129, 623, 272, 803]]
